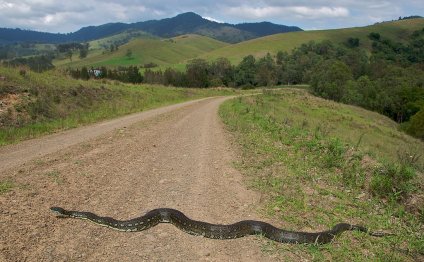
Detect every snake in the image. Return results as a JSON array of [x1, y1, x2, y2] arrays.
[[50, 207, 392, 244]]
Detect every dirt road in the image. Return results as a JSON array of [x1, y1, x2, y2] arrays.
[[0, 97, 279, 261]]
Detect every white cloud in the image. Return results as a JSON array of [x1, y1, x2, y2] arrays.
[[289, 6, 349, 18], [202, 16, 223, 23], [225, 5, 349, 20], [0, 0, 422, 32]]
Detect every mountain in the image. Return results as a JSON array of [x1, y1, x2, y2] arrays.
[[0, 12, 302, 45], [200, 18, 424, 63], [234, 22, 302, 37]]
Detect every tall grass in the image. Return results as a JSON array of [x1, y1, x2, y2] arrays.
[[0, 66, 236, 145]]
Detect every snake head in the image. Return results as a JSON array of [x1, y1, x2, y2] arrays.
[[50, 207, 70, 217]]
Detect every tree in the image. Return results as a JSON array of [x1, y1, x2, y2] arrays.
[[406, 109, 424, 139], [235, 55, 256, 87], [276, 51, 288, 65], [310, 60, 353, 101], [210, 57, 234, 86], [127, 66, 143, 83], [346, 37, 360, 48], [368, 32, 381, 41], [186, 59, 209, 87], [255, 53, 277, 86]]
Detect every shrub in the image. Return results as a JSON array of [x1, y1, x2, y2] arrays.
[[323, 138, 346, 168], [406, 109, 424, 139], [370, 163, 416, 200]]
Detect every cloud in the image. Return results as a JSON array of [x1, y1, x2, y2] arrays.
[[224, 5, 349, 20], [0, 0, 422, 32], [202, 16, 223, 23]]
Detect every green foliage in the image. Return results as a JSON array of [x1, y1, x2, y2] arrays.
[[209, 57, 234, 86], [368, 32, 381, 41], [201, 18, 424, 64], [235, 55, 257, 87], [255, 53, 277, 86], [371, 28, 424, 65], [323, 138, 346, 168], [310, 59, 353, 101], [346, 37, 360, 48], [370, 163, 416, 200], [406, 109, 424, 139], [186, 59, 209, 87], [3, 55, 54, 72], [70, 66, 142, 83]]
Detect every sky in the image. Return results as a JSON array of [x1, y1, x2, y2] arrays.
[[0, 0, 422, 33]]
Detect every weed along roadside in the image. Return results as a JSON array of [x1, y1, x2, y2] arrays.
[[0, 66, 239, 146], [219, 89, 424, 261]]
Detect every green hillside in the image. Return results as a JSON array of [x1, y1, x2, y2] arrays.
[[89, 29, 158, 50], [53, 30, 157, 67], [220, 89, 424, 261], [56, 34, 229, 69], [201, 18, 424, 64]]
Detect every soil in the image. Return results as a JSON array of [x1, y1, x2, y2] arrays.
[[0, 97, 280, 261]]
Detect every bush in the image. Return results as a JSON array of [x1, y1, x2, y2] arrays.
[[310, 60, 353, 101], [370, 163, 416, 200], [406, 109, 424, 139], [323, 138, 346, 168]]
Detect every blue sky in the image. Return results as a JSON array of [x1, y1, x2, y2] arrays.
[[0, 0, 422, 33]]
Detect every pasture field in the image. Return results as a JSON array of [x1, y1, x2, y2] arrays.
[[56, 34, 228, 69]]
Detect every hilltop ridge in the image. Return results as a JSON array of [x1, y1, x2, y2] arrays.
[[0, 12, 302, 44]]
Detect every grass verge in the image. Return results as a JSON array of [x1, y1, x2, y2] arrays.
[[0, 66, 238, 145], [219, 89, 423, 261]]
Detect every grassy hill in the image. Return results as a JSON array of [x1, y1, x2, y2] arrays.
[[88, 29, 158, 50], [201, 18, 424, 64], [55, 34, 229, 70], [55, 19, 424, 69], [220, 89, 424, 261]]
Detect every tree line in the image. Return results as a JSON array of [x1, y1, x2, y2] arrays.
[[142, 28, 424, 139], [68, 66, 142, 84], [67, 28, 423, 139]]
